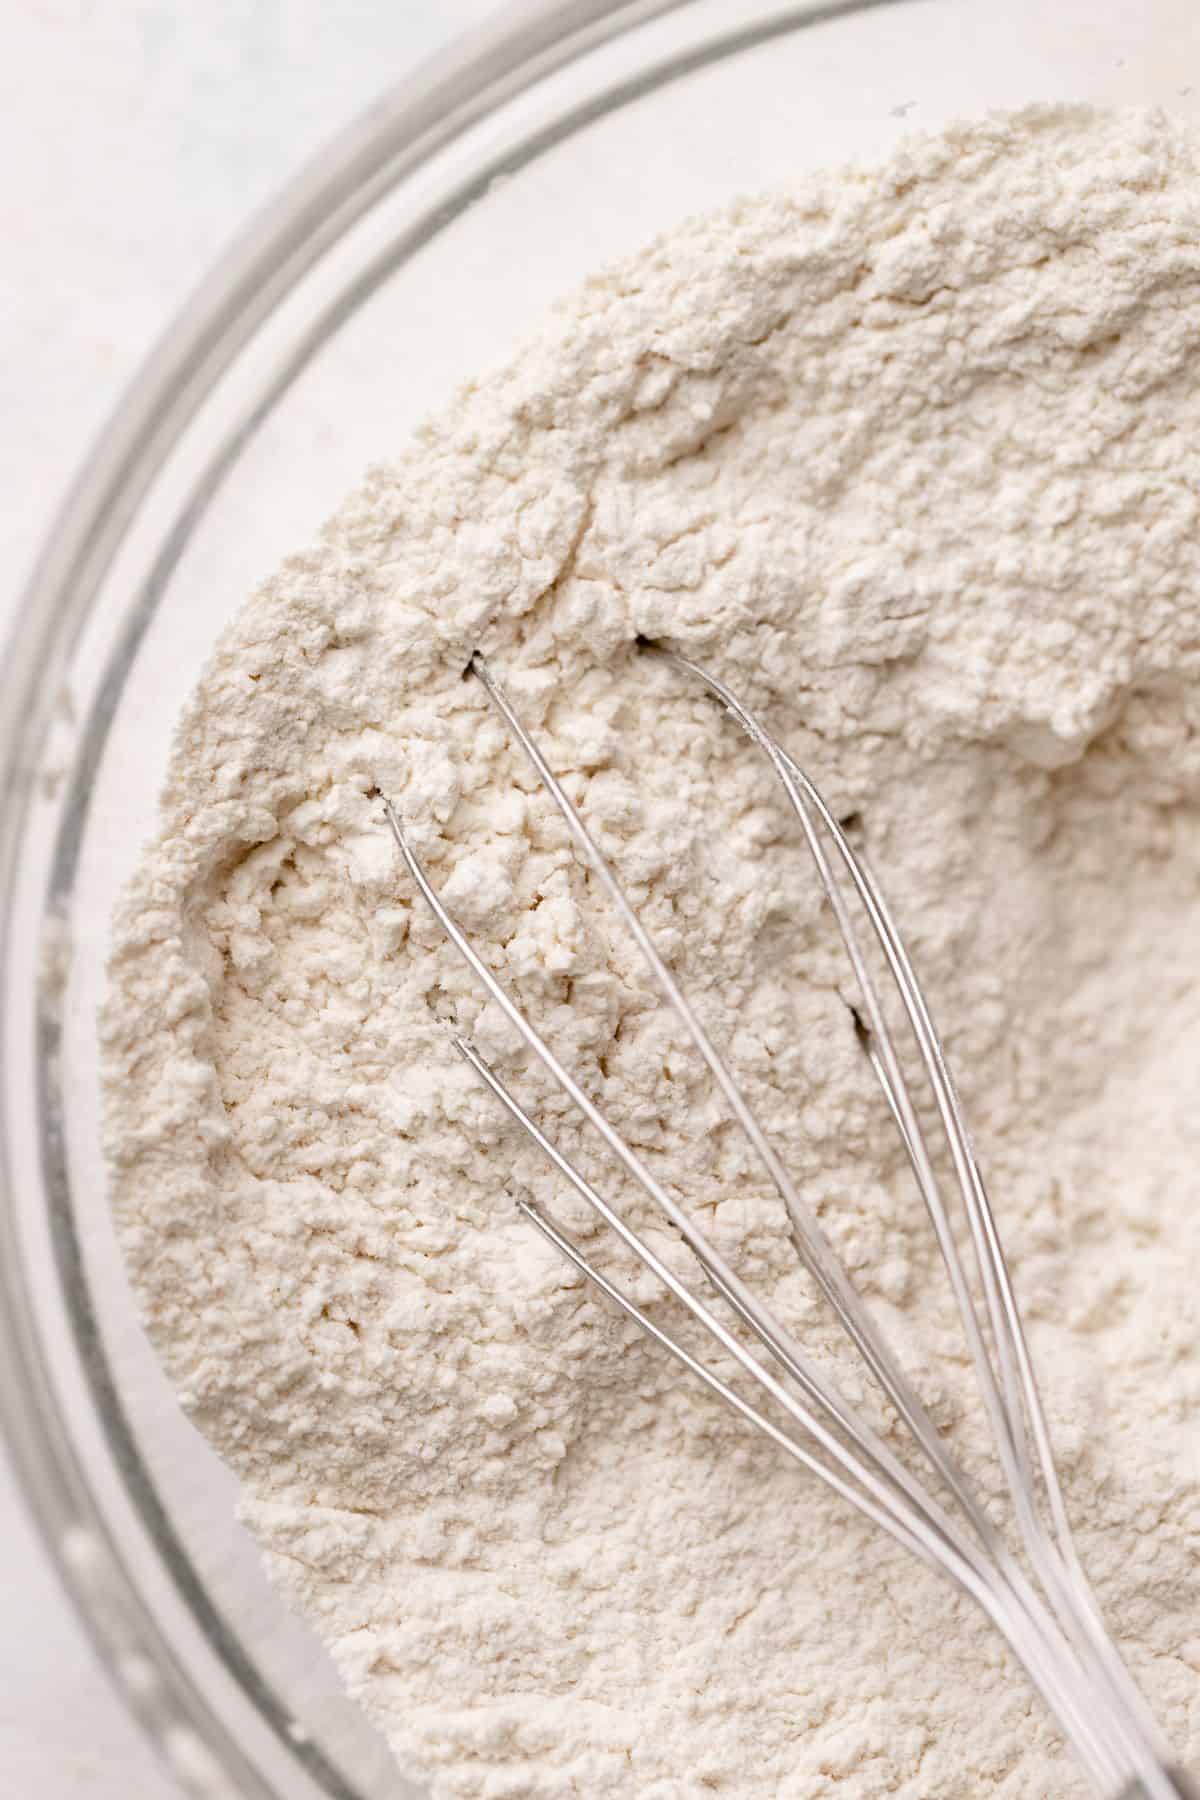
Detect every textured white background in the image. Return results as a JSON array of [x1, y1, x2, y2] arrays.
[[0, 4, 488, 1792]]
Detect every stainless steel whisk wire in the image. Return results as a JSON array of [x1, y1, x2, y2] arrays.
[[381, 644, 1193, 1800]]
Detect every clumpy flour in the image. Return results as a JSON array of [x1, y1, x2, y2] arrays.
[[103, 109, 1200, 1796]]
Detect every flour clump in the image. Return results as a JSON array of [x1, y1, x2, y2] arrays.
[[103, 108, 1200, 1797]]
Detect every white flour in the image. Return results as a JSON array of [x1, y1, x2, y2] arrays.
[[103, 108, 1200, 1797]]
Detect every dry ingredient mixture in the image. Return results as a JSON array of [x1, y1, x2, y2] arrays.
[[103, 108, 1200, 1797]]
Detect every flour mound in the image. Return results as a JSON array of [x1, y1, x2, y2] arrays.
[[104, 108, 1200, 1797]]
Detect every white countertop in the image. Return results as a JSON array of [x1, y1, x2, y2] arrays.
[[0, 4, 488, 1792]]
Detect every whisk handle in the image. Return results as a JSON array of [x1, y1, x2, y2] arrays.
[[1118, 1775, 1200, 1800]]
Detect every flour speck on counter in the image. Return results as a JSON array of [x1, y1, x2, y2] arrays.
[[103, 109, 1200, 1797]]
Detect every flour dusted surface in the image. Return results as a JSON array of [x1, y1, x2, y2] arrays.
[[103, 109, 1200, 1796]]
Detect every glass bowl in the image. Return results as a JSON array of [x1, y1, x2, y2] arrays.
[[3, 1, 1198, 1794]]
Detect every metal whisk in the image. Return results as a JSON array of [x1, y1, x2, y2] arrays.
[[382, 642, 1195, 1800]]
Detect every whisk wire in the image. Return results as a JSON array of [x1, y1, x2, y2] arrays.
[[385, 788, 1119, 1786], [468, 648, 1156, 1786], [468, 655, 998, 1537], [672, 655, 1180, 1778], [671, 650, 1170, 1779], [842, 804, 1170, 1760], [380, 647, 1186, 1800], [448, 1033, 1114, 1787]]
